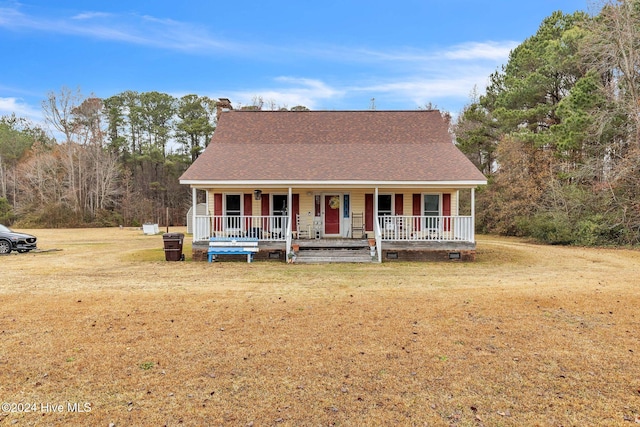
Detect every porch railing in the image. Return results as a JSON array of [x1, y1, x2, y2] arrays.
[[193, 214, 474, 243], [194, 215, 289, 241], [377, 215, 474, 242], [374, 214, 383, 263]]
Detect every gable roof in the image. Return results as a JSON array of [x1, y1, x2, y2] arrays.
[[179, 110, 486, 186]]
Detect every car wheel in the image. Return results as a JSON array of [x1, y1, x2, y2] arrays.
[[0, 240, 11, 254]]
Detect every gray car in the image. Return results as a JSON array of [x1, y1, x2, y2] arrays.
[[0, 224, 37, 254]]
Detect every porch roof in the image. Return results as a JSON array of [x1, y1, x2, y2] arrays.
[[179, 110, 486, 185]]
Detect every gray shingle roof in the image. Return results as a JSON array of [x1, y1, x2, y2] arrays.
[[179, 110, 486, 184]]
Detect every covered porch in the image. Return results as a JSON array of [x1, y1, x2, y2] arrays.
[[189, 185, 478, 263]]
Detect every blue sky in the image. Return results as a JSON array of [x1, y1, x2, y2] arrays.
[[1, 0, 593, 126]]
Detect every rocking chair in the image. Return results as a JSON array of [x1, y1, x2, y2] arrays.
[[296, 214, 311, 239], [351, 212, 365, 238]]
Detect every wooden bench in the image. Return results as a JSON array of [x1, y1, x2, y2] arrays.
[[208, 237, 259, 263]]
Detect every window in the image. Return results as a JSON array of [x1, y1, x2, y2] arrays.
[[271, 194, 288, 234], [423, 194, 440, 232], [272, 195, 288, 216], [423, 194, 440, 216], [314, 195, 321, 217], [225, 194, 241, 230], [343, 194, 350, 218], [378, 194, 392, 216]]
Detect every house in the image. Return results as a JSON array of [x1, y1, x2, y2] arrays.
[[179, 102, 487, 262]]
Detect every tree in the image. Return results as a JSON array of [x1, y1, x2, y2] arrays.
[[0, 116, 47, 206], [100, 90, 193, 226], [15, 141, 70, 226], [103, 94, 128, 156], [571, 0, 640, 244], [42, 87, 85, 214], [583, 0, 640, 148], [0, 196, 13, 224], [482, 11, 588, 140], [454, 90, 500, 177], [176, 95, 216, 162], [468, 11, 591, 239], [239, 95, 266, 110], [477, 134, 555, 236], [38, 88, 122, 222], [237, 96, 309, 112], [139, 91, 176, 158]]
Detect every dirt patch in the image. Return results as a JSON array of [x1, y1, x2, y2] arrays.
[[1, 228, 639, 425]]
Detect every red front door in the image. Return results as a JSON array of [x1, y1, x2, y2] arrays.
[[324, 195, 340, 235]]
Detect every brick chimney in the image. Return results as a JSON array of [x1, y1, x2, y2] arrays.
[[216, 98, 233, 122]]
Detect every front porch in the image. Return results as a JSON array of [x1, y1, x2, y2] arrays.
[[191, 214, 477, 262]]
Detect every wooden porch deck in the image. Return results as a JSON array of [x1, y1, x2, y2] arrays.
[[192, 238, 476, 262]]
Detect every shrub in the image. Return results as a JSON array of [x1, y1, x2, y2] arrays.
[[520, 213, 574, 245], [575, 214, 627, 246], [92, 209, 124, 227], [0, 197, 15, 225], [17, 203, 81, 228]]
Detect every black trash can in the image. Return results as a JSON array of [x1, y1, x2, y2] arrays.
[[163, 233, 184, 261]]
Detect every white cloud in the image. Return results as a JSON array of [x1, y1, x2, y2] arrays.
[[0, 6, 515, 114], [71, 11, 113, 20], [224, 70, 492, 112], [307, 40, 517, 66], [0, 97, 42, 121], [0, 6, 20, 26], [0, 6, 238, 53], [444, 41, 518, 61], [356, 77, 480, 100], [0, 5, 519, 64], [229, 78, 344, 110]]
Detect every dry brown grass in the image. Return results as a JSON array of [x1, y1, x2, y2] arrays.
[[1, 228, 640, 426]]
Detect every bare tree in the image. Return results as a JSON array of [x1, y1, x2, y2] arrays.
[[16, 143, 64, 212], [583, 0, 640, 148], [42, 87, 84, 213], [40, 88, 120, 220]]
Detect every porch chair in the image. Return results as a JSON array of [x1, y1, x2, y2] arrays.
[[384, 218, 395, 239], [295, 214, 311, 239], [351, 212, 365, 238]]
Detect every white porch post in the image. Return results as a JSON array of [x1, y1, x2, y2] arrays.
[[471, 187, 476, 243], [286, 187, 293, 258], [374, 187, 382, 262], [191, 187, 197, 242], [374, 187, 379, 221], [288, 187, 292, 232]]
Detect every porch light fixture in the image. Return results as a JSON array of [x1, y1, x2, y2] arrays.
[[254, 189, 262, 200]]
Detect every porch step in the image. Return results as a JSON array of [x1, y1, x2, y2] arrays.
[[294, 247, 374, 263]]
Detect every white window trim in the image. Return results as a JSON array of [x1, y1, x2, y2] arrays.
[[422, 193, 442, 216], [271, 193, 289, 216], [377, 193, 394, 216], [223, 193, 243, 216], [223, 193, 243, 232]]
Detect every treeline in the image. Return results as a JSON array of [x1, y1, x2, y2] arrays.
[[0, 89, 220, 227], [0, 91, 306, 228], [456, 1, 640, 246]]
